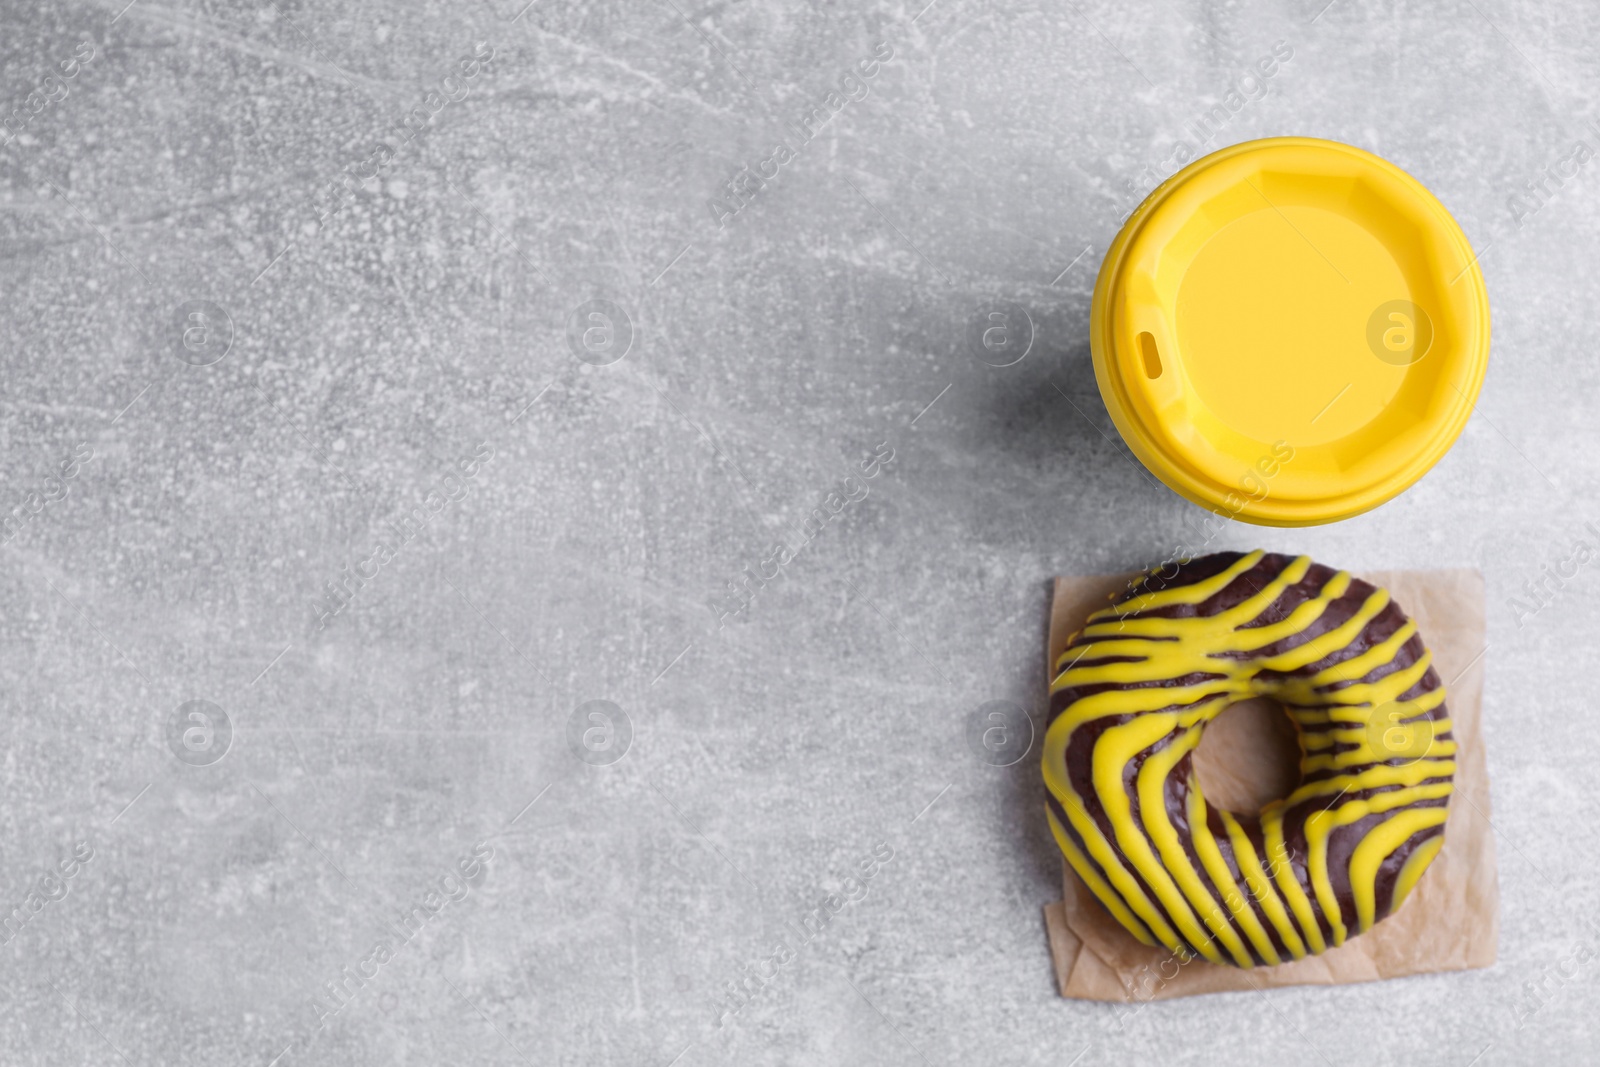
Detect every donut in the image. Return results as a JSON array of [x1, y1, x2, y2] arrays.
[[1040, 550, 1455, 967]]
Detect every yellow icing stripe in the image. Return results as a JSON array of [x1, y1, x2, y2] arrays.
[[1258, 586, 1389, 674], [1055, 637, 1180, 668], [1046, 805, 1159, 946], [1347, 805, 1450, 931], [1279, 758, 1456, 809], [1135, 725, 1256, 966], [1218, 810, 1307, 959], [1189, 789, 1281, 965], [1312, 650, 1432, 707], [1283, 777, 1454, 947], [1303, 619, 1416, 691], [1387, 833, 1444, 917], [1050, 682, 1240, 730], [1089, 550, 1265, 618], [1041, 718, 1186, 948], [1262, 810, 1327, 954], [1209, 554, 1312, 631], [1230, 571, 1353, 652], [1093, 716, 1230, 964], [1301, 713, 1452, 754]]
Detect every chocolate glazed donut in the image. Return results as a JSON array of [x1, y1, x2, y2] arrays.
[[1040, 551, 1456, 967]]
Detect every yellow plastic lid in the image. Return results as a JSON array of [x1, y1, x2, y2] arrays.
[[1090, 137, 1490, 527]]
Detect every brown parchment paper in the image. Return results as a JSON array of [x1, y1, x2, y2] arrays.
[[1042, 568, 1499, 1000]]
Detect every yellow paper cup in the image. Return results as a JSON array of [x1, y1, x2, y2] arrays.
[[1091, 137, 1490, 526]]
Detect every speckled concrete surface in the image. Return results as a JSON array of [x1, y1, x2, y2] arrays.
[[1, 0, 1596, 1063]]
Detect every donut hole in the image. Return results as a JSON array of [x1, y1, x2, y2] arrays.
[[1191, 696, 1302, 815]]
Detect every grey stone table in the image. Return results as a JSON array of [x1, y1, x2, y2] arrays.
[[1, 0, 1595, 1063]]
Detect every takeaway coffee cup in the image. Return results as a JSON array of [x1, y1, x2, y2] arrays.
[[1090, 137, 1490, 526]]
